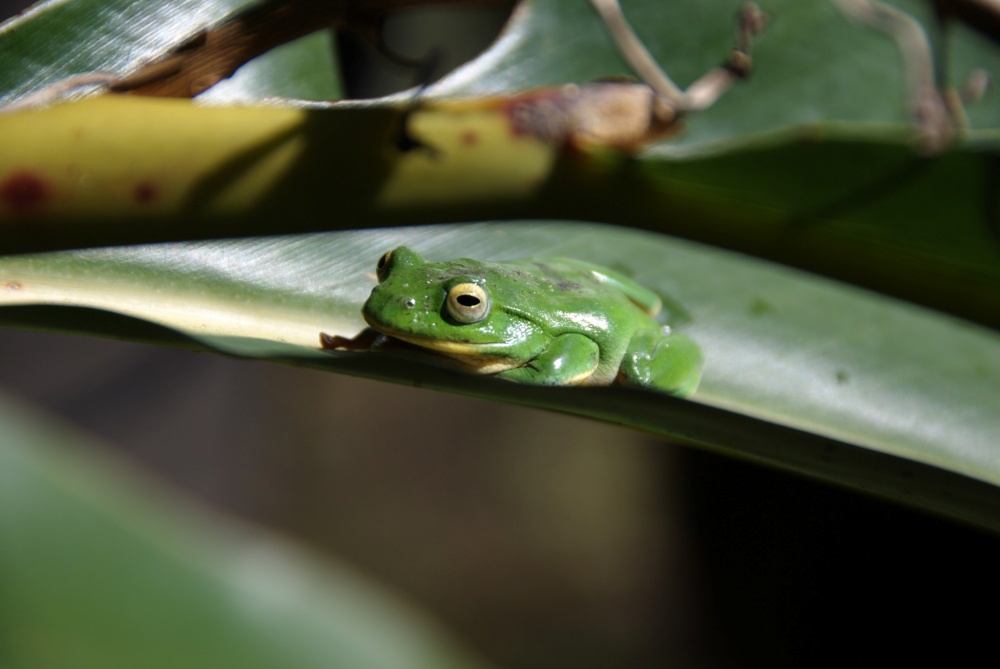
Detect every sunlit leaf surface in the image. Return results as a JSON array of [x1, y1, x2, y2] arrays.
[[3, 222, 999, 530]]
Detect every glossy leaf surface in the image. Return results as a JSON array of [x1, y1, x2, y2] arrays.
[[3, 223, 999, 531]]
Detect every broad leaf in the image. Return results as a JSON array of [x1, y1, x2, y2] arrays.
[[3, 223, 999, 530]]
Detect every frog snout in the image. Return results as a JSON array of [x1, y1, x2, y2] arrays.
[[362, 285, 426, 322]]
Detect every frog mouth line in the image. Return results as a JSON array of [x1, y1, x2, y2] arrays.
[[365, 318, 520, 373], [369, 323, 498, 354]]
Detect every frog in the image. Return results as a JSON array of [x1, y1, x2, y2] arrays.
[[321, 246, 703, 397]]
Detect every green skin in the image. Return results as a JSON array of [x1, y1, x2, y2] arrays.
[[326, 246, 703, 397]]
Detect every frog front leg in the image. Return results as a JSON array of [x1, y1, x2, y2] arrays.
[[320, 328, 381, 351], [320, 328, 413, 354], [497, 333, 600, 386], [619, 329, 703, 397]]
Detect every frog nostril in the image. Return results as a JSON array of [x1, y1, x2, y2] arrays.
[[404, 298, 416, 309]]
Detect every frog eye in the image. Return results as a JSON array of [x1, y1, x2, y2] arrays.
[[446, 283, 490, 323], [375, 251, 393, 282]]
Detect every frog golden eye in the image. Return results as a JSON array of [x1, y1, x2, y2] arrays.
[[446, 283, 490, 323], [375, 251, 393, 282]]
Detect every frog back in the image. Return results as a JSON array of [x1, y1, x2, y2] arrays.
[[486, 257, 661, 343], [530, 257, 662, 316]]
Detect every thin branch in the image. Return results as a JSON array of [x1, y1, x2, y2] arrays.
[[587, 0, 686, 107], [831, 0, 952, 152], [589, 0, 766, 114]]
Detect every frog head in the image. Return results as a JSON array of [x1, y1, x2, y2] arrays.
[[361, 246, 543, 371]]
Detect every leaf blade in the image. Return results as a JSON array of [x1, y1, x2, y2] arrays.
[[2, 222, 999, 530]]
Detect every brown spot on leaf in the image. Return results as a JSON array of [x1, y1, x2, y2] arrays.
[[501, 88, 575, 144], [6, 281, 22, 291], [1, 171, 50, 211], [459, 130, 478, 146], [134, 181, 159, 204]]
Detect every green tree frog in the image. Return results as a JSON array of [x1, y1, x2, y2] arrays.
[[321, 247, 703, 397]]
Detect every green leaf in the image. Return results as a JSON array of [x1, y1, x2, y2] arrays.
[[0, 0, 256, 104], [3, 223, 999, 531], [0, 0, 341, 103], [0, 392, 491, 669], [204, 29, 341, 102]]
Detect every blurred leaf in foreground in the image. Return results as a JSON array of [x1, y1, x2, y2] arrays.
[[0, 392, 491, 669]]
